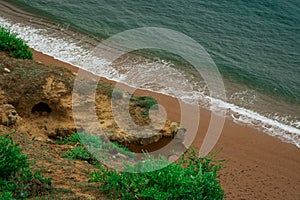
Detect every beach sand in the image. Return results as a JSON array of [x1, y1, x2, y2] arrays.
[[33, 50, 300, 199], [1, 0, 299, 198]]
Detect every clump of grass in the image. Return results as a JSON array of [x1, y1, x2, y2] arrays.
[[0, 134, 52, 199], [97, 81, 114, 97], [0, 191, 14, 200], [130, 96, 158, 117], [58, 132, 134, 164], [130, 96, 158, 110], [90, 149, 225, 200], [56, 132, 81, 145], [0, 26, 33, 59], [63, 146, 91, 161], [95, 81, 124, 99]]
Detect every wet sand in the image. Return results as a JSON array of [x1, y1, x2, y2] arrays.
[[33, 50, 300, 200], [1, 0, 299, 198]]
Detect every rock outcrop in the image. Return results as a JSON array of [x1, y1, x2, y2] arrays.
[[0, 52, 184, 147], [0, 104, 18, 126]]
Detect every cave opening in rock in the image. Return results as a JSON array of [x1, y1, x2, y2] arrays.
[[31, 102, 52, 114]]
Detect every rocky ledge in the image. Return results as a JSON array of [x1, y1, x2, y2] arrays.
[[0, 52, 184, 146]]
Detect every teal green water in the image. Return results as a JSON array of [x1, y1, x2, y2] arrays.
[[8, 0, 300, 103], [1, 0, 300, 145]]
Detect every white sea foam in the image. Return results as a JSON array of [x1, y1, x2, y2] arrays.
[[1, 16, 299, 148]]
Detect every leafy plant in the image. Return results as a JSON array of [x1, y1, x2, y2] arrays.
[[0, 136, 28, 180], [0, 134, 52, 199], [97, 81, 114, 97], [90, 149, 225, 200], [0, 191, 14, 200], [63, 146, 91, 161], [130, 96, 158, 110], [59, 132, 134, 163], [56, 132, 81, 145], [0, 26, 33, 59]]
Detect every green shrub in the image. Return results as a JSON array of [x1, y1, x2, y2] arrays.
[[90, 150, 225, 200], [0, 136, 28, 180], [59, 132, 134, 163], [56, 132, 81, 145], [130, 96, 158, 110], [97, 82, 114, 97], [63, 146, 91, 161], [130, 96, 158, 116], [0, 135, 52, 199], [97, 83, 124, 99], [0, 191, 14, 200], [0, 26, 33, 59]]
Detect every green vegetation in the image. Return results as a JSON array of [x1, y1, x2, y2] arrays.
[[0, 134, 52, 199], [58, 133, 224, 199], [96, 81, 123, 99], [58, 132, 134, 164], [97, 81, 114, 97], [130, 95, 158, 116], [63, 146, 91, 161], [56, 133, 225, 199], [56, 132, 81, 145], [130, 96, 158, 110], [0, 26, 33, 59], [90, 149, 225, 200]]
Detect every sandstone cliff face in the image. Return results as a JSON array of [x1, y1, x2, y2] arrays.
[[0, 104, 18, 126], [0, 53, 183, 147]]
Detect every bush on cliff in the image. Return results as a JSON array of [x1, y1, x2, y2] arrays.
[[130, 96, 158, 110], [90, 149, 225, 200], [0, 26, 33, 59], [0, 134, 51, 199]]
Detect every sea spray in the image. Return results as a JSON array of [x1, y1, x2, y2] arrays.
[[1, 16, 299, 148]]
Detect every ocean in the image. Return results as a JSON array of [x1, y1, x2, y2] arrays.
[[0, 0, 299, 147]]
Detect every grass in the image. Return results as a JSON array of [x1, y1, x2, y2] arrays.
[[0, 134, 52, 199], [90, 149, 225, 200], [63, 146, 91, 161], [130, 96, 158, 116], [96, 81, 123, 99], [0, 26, 33, 59], [1, 130, 224, 200], [58, 132, 134, 164], [57, 133, 225, 199], [130, 96, 158, 110]]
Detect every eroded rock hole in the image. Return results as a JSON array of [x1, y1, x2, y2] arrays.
[[31, 102, 52, 115]]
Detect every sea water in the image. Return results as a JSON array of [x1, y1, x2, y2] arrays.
[[0, 0, 299, 147]]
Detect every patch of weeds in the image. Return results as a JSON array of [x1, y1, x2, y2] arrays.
[[32, 187, 75, 200], [0, 26, 33, 59], [59, 132, 135, 163], [63, 146, 91, 161], [0, 191, 14, 200], [130, 96, 158, 110], [56, 132, 80, 145], [97, 81, 114, 97], [0, 134, 52, 199], [90, 149, 225, 200], [96, 81, 124, 99], [130, 96, 158, 117], [111, 141, 131, 152]]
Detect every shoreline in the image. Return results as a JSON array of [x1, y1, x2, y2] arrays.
[[33, 50, 300, 199], [1, 2, 299, 148], [1, 1, 299, 198]]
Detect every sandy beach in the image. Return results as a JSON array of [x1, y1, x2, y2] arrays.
[[32, 50, 300, 199], [1, 1, 299, 198]]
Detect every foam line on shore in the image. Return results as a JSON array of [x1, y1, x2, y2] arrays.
[[1, 16, 299, 148]]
